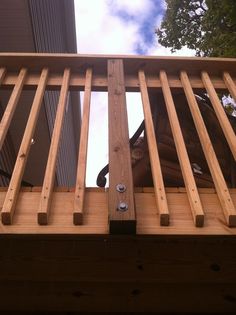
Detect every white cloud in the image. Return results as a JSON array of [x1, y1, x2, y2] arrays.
[[108, 0, 154, 19]]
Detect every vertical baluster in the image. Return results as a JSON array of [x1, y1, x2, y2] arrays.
[[138, 70, 169, 226], [108, 59, 136, 234], [0, 68, 27, 150], [0, 68, 6, 85], [1, 68, 48, 225], [38, 68, 70, 225], [202, 71, 236, 160], [181, 71, 236, 227], [73, 68, 92, 225], [160, 70, 204, 226], [223, 72, 236, 102]]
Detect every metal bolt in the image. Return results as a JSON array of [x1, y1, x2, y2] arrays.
[[117, 202, 128, 212], [116, 183, 126, 193]]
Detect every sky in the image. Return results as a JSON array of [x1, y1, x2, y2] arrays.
[[73, 0, 195, 186]]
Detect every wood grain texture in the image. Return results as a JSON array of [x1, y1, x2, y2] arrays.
[[0, 189, 235, 234], [73, 68, 93, 225], [0, 53, 236, 77], [223, 71, 236, 101], [202, 71, 236, 160], [0, 68, 27, 150], [38, 68, 70, 225], [160, 70, 204, 226], [0, 67, 6, 85], [0, 236, 236, 312], [181, 71, 236, 227], [1, 68, 48, 225], [138, 70, 169, 225], [108, 59, 136, 234], [2, 73, 233, 92]]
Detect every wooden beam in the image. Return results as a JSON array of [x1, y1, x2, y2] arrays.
[[0, 68, 27, 150], [138, 70, 169, 226], [73, 68, 93, 225], [1, 68, 48, 225], [1, 73, 234, 91], [0, 189, 235, 235], [223, 71, 236, 101], [0, 67, 6, 85], [180, 71, 236, 227], [108, 59, 136, 234], [0, 52, 236, 76], [38, 68, 70, 225], [202, 71, 236, 160], [160, 70, 204, 227]]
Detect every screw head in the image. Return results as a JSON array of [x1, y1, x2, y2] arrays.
[[116, 183, 126, 193], [117, 202, 128, 212]]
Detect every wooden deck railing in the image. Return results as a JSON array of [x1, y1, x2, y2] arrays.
[[0, 53, 236, 234]]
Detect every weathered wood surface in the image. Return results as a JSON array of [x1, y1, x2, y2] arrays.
[[0, 189, 236, 235], [108, 59, 136, 234]]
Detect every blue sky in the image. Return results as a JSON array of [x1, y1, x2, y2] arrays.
[[74, 0, 194, 56], [73, 0, 194, 186]]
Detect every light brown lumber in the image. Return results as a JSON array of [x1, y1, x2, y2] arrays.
[[160, 70, 204, 227], [0, 68, 27, 150], [223, 71, 236, 102], [0, 67, 6, 85], [138, 69, 169, 226], [181, 71, 236, 227], [38, 68, 70, 225], [73, 68, 92, 225], [201, 71, 236, 160], [108, 59, 136, 234], [1, 68, 48, 225], [1, 73, 233, 92]]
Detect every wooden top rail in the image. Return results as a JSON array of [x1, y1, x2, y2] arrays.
[[0, 53, 236, 234], [1, 53, 236, 76]]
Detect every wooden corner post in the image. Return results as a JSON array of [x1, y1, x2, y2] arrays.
[[108, 59, 136, 234]]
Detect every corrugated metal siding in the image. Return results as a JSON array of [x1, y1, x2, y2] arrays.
[[28, 0, 79, 186]]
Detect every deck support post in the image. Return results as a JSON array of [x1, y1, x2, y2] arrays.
[[107, 59, 136, 234]]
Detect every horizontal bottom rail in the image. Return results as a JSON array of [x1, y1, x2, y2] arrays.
[[0, 187, 235, 235]]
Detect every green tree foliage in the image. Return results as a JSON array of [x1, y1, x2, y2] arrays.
[[156, 0, 236, 57]]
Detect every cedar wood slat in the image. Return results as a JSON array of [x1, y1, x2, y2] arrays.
[[180, 71, 236, 227], [73, 68, 93, 224], [0, 67, 6, 85], [108, 59, 136, 234], [223, 71, 236, 103], [160, 70, 204, 227], [0, 68, 27, 150], [1, 68, 48, 225], [202, 71, 236, 160], [38, 68, 70, 225], [138, 70, 169, 225]]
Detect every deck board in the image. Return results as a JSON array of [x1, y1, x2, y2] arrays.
[[0, 188, 235, 235]]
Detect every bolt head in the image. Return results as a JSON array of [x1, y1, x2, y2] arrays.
[[117, 202, 128, 212], [116, 183, 126, 193]]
